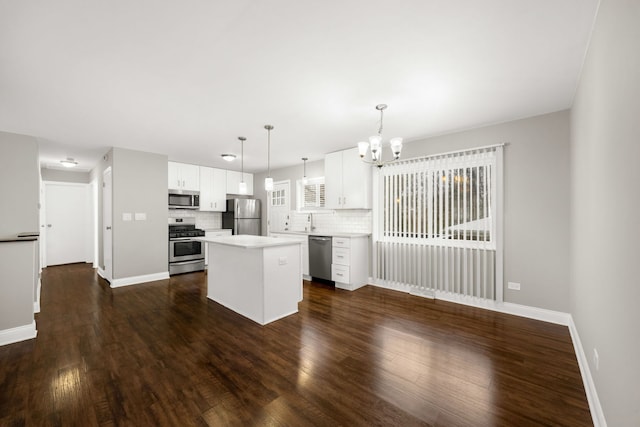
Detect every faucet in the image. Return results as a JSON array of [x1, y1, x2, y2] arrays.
[[308, 213, 316, 232]]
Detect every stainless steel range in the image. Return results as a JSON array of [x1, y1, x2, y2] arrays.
[[169, 217, 205, 275]]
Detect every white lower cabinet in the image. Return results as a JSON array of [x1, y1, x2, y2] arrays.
[[270, 233, 309, 278], [204, 229, 232, 266], [331, 236, 369, 291]]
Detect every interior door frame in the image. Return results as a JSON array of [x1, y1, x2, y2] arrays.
[[102, 167, 113, 282], [42, 181, 91, 267]]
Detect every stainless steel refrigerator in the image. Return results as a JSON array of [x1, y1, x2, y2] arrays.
[[222, 199, 261, 235]]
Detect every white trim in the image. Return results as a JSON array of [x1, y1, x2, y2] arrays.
[[371, 279, 571, 325], [568, 315, 607, 427], [0, 321, 37, 346], [97, 267, 106, 279], [110, 271, 170, 288], [33, 278, 42, 313], [495, 145, 504, 302], [393, 143, 507, 165]]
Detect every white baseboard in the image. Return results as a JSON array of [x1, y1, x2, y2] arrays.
[[97, 267, 106, 279], [568, 316, 607, 427], [110, 271, 170, 288], [371, 280, 570, 325], [0, 321, 37, 346]]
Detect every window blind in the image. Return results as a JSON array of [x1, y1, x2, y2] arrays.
[[374, 145, 502, 300]]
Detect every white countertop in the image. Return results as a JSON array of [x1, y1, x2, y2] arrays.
[[196, 234, 303, 249], [270, 230, 371, 238]]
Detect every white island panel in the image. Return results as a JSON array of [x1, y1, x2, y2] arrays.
[[202, 235, 302, 325], [208, 244, 264, 323]]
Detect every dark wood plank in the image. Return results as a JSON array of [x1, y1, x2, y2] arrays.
[[0, 263, 592, 426]]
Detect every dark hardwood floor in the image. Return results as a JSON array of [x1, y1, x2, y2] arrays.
[[0, 263, 592, 426]]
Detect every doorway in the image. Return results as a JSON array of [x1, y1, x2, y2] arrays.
[[44, 182, 90, 266]]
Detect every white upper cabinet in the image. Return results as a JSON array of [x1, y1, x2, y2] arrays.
[[168, 162, 200, 192], [199, 166, 227, 212], [324, 147, 371, 209], [226, 170, 254, 196]]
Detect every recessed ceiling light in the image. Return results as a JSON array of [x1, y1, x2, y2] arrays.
[[60, 157, 78, 168], [221, 154, 236, 162]]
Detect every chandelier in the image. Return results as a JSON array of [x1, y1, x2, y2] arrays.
[[357, 104, 403, 168]]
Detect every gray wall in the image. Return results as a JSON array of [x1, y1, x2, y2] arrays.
[[0, 131, 39, 334], [0, 131, 39, 237], [403, 111, 571, 312], [41, 168, 91, 184], [111, 147, 168, 279], [570, 0, 640, 424]]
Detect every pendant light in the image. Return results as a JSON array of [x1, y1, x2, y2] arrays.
[[238, 136, 247, 195], [357, 104, 403, 168], [301, 157, 308, 185], [264, 125, 274, 191]]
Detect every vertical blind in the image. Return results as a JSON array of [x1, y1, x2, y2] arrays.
[[374, 146, 502, 300]]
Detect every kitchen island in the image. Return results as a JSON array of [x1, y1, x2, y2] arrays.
[[196, 235, 302, 325]]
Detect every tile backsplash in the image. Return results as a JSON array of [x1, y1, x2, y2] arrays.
[[169, 210, 222, 230], [287, 210, 371, 234], [170, 208, 371, 235]]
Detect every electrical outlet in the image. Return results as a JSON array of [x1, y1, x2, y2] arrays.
[[593, 348, 599, 371], [278, 256, 287, 265], [507, 281, 521, 290]]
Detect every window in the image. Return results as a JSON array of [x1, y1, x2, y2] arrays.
[[297, 177, 325, 211], [381, 149, 496, 248], [374, 146, 503, 300], [271, 188, 286, 207]]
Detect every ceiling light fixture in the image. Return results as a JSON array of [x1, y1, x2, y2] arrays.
[[301, 157, 308, 185], [221, 154, 236, 162], [264, 125, 274, 192], [357, 104, 403, 168], [60, 157, 78, 168], [238, 136, 247, 195]]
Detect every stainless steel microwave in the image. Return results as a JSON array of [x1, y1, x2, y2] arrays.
[[169, 190, 200, 209]]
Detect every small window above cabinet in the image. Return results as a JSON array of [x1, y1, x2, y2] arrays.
[[296, 177, 325, 211], [324, 147, 372, 209]]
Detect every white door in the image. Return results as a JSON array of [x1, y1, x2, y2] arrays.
[[103, 168, 113, 282], [45, 183, 88, 266], [267, 181, 290, 233]]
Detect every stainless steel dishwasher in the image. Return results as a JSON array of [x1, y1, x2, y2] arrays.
[[308, 235, 332, 281]]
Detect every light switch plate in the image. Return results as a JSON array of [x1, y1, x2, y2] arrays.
[[135, 213, 146, 221], [122, 213, 132, 221], [507, 281, 521, 290], [278, 256, 287, 265]]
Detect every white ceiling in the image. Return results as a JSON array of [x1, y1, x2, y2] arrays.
[[0, 1, 600, 173]]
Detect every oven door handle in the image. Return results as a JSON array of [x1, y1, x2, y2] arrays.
[[170, 237, 201, 241], [170, 260, 203, 266]]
